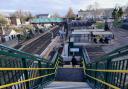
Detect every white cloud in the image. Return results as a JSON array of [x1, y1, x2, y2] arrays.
[[0, 0, 128, 16]]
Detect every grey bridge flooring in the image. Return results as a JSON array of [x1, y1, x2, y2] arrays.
[[44, 82, 92, 89]]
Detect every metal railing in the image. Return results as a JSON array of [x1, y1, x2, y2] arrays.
[[0, 44, 62, 89], [82, 45, 128, 89]]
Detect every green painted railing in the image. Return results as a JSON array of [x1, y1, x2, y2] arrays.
[[0, 44, 62, 89], [82, 45, 128, 89]]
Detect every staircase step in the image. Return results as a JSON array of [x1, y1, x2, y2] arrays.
[[44, 82, 92, 89], [55, 68, 84, 82]]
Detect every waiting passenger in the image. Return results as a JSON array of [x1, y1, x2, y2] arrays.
[[104, 21, 110, 31], [94, 38, 97, 43], [99, 38, 104, 43], [104, 37, 109, 44], [90, 32, 94, 41], [71, 56, 77, 68]]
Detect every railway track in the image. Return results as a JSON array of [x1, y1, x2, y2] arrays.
[[21, 26, 60, 55]]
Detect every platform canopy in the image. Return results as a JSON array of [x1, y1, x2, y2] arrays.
[[31, 18, 64, 23], [72, 31, 90, 35], [74, 29, 105, 32], [93, 31, 113, 35]]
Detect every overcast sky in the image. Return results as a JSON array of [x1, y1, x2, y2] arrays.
[[0, 0, 128, 16]]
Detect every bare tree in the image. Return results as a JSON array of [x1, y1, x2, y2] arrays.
[[86, 5, 93, 11], [125, 6, 128, 16], [0, 14, 7, 25], [65, 7, 76, 19], [10, 10, 33, 23], [51, 12, 60, 18], [93, 2, 100, 19], [86, 2, 100, 19]]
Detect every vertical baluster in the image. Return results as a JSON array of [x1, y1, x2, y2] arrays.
[[119, 60, 125, 87], [122, 60, 128, 89], [105, 58, 111, 89], [94, 62, 97, 87], [112, 61, 118, 85], [22, 58, 29, 89], [116, 60, 121, 87]]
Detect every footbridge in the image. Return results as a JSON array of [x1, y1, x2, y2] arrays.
[[0, 44, 128, 89]]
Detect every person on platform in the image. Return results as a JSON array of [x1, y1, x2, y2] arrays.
[[71, 55, 77, 67], [104, 21, 110, 31]]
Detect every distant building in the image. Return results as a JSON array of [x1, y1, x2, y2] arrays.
[[78, 8, 114, 19], [36, 14, 51, 18], [10, 17, 21, 26], [5, 17, 11, 25]]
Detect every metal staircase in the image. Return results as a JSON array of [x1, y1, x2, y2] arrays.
[[0, 44, 128, 89], [55, 68, 84, 82], [0, 44, 62, 89]]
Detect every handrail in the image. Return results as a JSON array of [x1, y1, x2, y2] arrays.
[[0, 73, 56, 89], [82, 45, 128, 89], [90, 44, 128, 63], [0, 44, 50, 63], [86, 69, 128, 73], [86, 74, 120, 89], [0, 52, 61, 89], [82, 48, 90, 63], [82, 59, 121, 89], [0, 45, 62, 89], [0, 68, 55, 70]]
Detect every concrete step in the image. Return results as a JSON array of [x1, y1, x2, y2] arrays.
[[55, 68, 84, 82], [44, 82, 92, 89]]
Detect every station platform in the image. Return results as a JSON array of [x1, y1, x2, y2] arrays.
[[1, 38, 18, 47]]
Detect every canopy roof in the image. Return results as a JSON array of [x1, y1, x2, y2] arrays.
[[74, 29, 105, 32], [31, 18, 63, 23], [72, 32, 90, 35], [93, 31, 113, 35], [72, 31, 113, 35]]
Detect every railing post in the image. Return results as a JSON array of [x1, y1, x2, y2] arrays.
[[104, 59, 111, 89], [38, 61, 43, 82], [22, 58, 30, 89], [94, 62, 97, 87], [38, 61, 42, 75]]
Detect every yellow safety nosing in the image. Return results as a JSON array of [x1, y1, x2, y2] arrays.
[[0, 68, 55, 71], [86, 69, 128, 73], [86, 74, 120, 89], [0, 73, 55, 89]]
